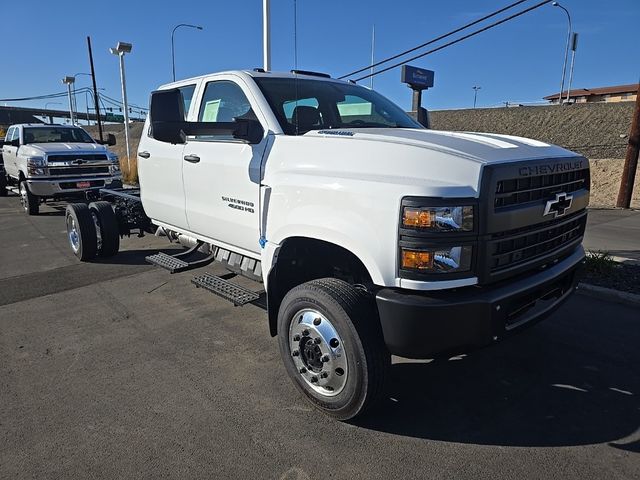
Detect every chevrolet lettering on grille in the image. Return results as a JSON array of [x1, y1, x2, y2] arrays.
[[543, 192, 573, 218]]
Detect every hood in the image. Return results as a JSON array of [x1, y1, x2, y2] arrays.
[[23, 142, 108, 155], [306, 128, 578, 164]]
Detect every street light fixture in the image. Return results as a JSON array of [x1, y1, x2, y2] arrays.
[[110, 41, 133, 171], [472, 86, 481, 109], [171, 24, 203, 82], [61, 76, 75, 124], [552, 1, 572, 105]]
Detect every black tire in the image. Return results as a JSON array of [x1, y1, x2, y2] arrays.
[[65, 203, 97, 261], [19, 180, 39, 215], [89, 201, 120, 257], [0, 173, 7, 197], [277, 278, 390, 420]]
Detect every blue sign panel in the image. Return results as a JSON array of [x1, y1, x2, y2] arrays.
[[401, 65, 435, 89]]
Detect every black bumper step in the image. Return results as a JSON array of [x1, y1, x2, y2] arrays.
[[145, 252, 191, 273], [192, 272, 260, 306]]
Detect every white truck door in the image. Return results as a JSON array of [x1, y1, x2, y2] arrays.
[[138, 83, 198, 231], [2, 127, 19, 177], [182, 79, 267, 256]]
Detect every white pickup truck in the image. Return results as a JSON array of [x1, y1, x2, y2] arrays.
[[0, 124, 121, 214], [64, 69, 589, 420]]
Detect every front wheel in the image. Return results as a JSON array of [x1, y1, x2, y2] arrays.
[[19, 180, 39, 215], [277, 278, 390, 420]]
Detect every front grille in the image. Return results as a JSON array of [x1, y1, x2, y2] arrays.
[[489, 213, 586, 272], [47, 154, 108, 162], [47, 166, 110, 176], [495, 168, 589, 210]]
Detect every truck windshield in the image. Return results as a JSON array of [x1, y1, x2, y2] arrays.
[[23, 127, 95, 144], [254, 77, 422, 135]]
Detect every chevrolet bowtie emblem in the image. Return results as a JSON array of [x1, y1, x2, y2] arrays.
[[543, 192, 573, 218]]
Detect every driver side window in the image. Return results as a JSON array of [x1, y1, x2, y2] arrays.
[[195, 80, 255, 141]]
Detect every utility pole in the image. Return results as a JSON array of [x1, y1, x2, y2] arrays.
[[263, 0, 271, 71], [616, 84, 640, 208], [472, 86, 481, 108], [87, 36, 104, 143], [565, 32, 578, 104]]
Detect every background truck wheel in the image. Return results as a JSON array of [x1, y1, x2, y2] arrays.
[[89, 201, 120, 257], [65, 203, 97, 261], [19, 180, 39, 215], [277, 278, 390, 421], [0, 174, 7, 197]]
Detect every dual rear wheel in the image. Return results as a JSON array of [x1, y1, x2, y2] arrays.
[[65, 201, 120, 261]]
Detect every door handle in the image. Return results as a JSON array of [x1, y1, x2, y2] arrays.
[[184, 154, 201, 163], [138, 151, 151, 159]]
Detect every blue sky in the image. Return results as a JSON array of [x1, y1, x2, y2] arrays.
[[1, 0, 638, 113]]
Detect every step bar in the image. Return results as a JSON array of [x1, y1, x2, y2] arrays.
[[145, 241, 214, 273], [191, 272, 261, 306]]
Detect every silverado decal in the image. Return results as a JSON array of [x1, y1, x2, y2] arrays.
[[518, 160, 584, 177], [222, 196, 255, 213]]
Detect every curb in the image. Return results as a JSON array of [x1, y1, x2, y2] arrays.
[[577, 282, 640, 307]]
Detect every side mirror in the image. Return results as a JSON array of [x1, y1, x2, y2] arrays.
[[106, 133, 117, 146], [150, 88, 187, 144], [10, 138, 20, 147], [233, 119, 264, 144]]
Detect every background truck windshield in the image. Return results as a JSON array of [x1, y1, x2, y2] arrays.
[[23, 127, 94, 144], [254, 77, 422, 135]]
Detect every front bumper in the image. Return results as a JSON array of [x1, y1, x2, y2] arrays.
[[26, 175, 122, 197], [376, 246, 585, 359]]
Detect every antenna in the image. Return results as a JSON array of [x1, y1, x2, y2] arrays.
[[263, 0, 271, 71], [370, 25, 375, 89]]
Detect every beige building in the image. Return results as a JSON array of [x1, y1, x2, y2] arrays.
[[544, 84, 638, 104]]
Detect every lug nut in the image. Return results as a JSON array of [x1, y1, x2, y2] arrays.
[[302, 329, 309, 337], [310, 376, 318, 383], [299, 367, 307, 373], [314, 337, 322, 345], [320, 372, 328, 378], [321, 355, 330, 363], [292, 350, 299, 357], [313, 317, 321, 326], [325, 386, 334, 392], [293, 334, 300, 341]]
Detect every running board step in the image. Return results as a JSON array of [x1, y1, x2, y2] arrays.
[[191, 272, 260, 306], [145, 241, 214, 273], [145, 252, 191, 273]]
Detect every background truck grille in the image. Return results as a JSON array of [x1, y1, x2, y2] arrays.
[[490, 212, 586, 272], [47, 166, 110, 176], [47, 154, 108, 162], [494, 168, 589, 210]]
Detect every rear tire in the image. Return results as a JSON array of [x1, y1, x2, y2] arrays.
[[19, 180, 39, 215], [277, 278, 390, 421], [65, 203, 97, 261], [89, 201, 120, 257]]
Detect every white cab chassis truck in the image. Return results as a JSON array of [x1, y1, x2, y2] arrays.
[[1, 124, 121, 214], [64, 70, 589, 420]]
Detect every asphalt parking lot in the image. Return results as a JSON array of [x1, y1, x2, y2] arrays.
[[1, 195, 638, 479]]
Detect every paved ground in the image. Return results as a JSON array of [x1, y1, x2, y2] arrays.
[[1, 195, 639, 479], [584, 208, 640, 261]]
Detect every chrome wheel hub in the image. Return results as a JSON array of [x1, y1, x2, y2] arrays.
[[289, 309, 348, 397], [66, 216, 80, 253], [19, 183, 28, 211]]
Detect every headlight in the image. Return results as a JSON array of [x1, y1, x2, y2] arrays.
[[26, 156, 45, 167], [402, 206, 473, 232], [401, 246, 473, 273]]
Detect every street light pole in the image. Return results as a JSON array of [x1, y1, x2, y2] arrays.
[[171, 24, 203, 82], [110, 42, 133, 171], [62, 76, 75, 124], [74, 73, 93, 124], [552, 2, 571, 105], [44, 102, 61, 124], [472, 86, 481, 109], [565, 32, 578, 104]]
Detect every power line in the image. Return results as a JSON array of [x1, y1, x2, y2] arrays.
[[338, 0, 529, 80], [352, 0, 553, 82]]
